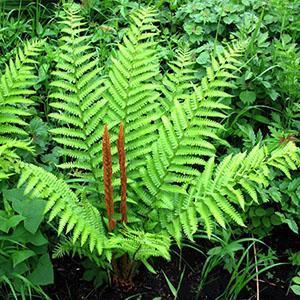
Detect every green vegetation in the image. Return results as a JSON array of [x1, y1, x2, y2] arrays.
[[0, 1, 299, 299]]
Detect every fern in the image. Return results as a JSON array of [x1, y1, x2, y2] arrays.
[[49, 4, 106, 177], [14, 5, 300, 268], [0, 40, 43, 144], [17, 161, 107, 254], [179, 142, 300, 238], [16, 160, 171, 264], [107, 227, 170, 273], [52, 237, 105, 266], [137, 42, 245, 209], [53, 227, 170, 274]]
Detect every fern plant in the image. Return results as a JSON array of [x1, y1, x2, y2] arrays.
[[14, 4, 300, 281]]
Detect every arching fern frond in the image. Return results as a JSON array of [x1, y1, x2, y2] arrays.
[[49, 4, 107, 176], [52, 237, 107, 267], [0, 141, 34, 180], [0, 39, 43, 144], [138, 42, 245, 209], [107, 227, 170, 272], [184, 142, 300, 237], [17, 162, 106, 255]]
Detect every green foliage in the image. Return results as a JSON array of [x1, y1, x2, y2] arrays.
[[193, 231, 280, 300], [290, 252, 300, 296], [0, 141, 34, 180], [12, 6, 299, 273], [0, 0, 299, 296], [162, 266, 185, 299], [176, 0, 263, 44], [229, 129, 300, 236], [247, 206, 282, 236], [0, 39, 43, 144], [0, 188, 52, 300], [160, 48, 196, 109], [0, 40, 44, 183], [187, 143, 299, 237], [139, 42, 242, 201], [172, 0, 300, 149], [291, 274, 300, 296], [49, 3, 107, 175], [18, 162, 107, 254], [104, 7, 161, 174], [267, 175, 300, 234]]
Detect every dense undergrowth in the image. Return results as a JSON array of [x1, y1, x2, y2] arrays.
[[0, 1, 299, 299]]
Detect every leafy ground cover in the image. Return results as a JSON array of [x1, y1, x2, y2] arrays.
[[0, 1, 299, 299]]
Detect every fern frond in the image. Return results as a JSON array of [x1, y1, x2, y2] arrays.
[[107, 227, 171, 262], [52, 237, 109, 267], [17, 162, 106, 254], [49, 4, 107, 176], [0, 40, 43, 144], [187, 142, 299, 236], [155, 142, 299, 240], [138, 42, 246, 208]]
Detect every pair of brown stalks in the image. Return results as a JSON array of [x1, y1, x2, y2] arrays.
[[102, 122, 127, 231], [102, 123, 134, 289]]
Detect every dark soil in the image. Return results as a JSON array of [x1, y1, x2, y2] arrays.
[[46, 225, 300, 300]]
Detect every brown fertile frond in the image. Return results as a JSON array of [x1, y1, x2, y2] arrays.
[[118, 122, 127, 223], [102, 125, 116, 231], [279, 135, 298, 144]]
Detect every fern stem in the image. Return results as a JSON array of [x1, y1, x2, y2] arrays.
[[117, 122, 127, 223], [102, 125, 116, 232]]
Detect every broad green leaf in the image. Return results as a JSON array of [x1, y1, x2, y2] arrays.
[[293, 276, 300, 285], [291, 284, 300, 296], [3, 188, 46, 234], [8, 226, 48, 246], [28, 254, 54, 286], [12, 249, 36, 267]]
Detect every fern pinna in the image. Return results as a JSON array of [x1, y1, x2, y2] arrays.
[[16, 4, 300, 273]]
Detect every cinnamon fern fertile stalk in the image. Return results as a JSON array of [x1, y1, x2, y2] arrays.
[[117, 122, 127, 223], [102, 125, 116, 231]]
